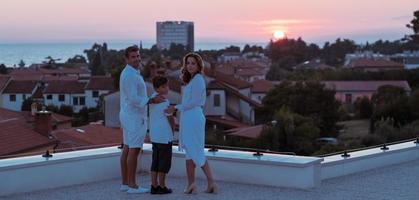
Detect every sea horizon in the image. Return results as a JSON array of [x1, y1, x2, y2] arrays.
[[0, 41, 268, 67]]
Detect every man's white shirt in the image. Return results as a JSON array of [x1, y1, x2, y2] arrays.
[[119, 64, 149, 133]]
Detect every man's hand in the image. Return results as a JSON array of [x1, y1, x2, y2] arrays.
[[150, 94, 165, 104]]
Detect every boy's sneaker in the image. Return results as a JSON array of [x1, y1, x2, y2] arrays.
[[127, 186, 150, 194], [150, 185, 161, 195], [159, 186, 173, 194], [120, 184, 129, 192]]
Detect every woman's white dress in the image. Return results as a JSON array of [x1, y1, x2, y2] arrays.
[[175, 74, 206, 167]]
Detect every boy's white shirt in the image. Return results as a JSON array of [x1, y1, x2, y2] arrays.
[[148, 92, 174, 144]]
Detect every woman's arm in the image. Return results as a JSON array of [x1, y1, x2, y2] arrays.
[[175, 75, 206, 112]]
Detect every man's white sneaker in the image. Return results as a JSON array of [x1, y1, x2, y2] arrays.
[[127, 187, 150, 194], [120, 184, 130, 191]]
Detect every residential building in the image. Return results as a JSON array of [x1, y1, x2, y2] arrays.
[[293, 59, 335, 71], [250, 79, 275, 103], [323, 80, 411, 104], [217, 52, 242, 62], [216, 60, 269, 82], [345, 58, 404, 72], [84, 76, 115, 108], [1, 80, 39, 111], [43, 81, 86, 112], [0, 75, 11, 108]]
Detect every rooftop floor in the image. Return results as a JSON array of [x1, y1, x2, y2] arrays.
[[3, 159, 419, 200]]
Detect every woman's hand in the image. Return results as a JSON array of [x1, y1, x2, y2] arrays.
[[165, 105, 175, 114]]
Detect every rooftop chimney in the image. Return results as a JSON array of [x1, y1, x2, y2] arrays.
[[35, 110, 52, 137], [31, 102, 38, 116]]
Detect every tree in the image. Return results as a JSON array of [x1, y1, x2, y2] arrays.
[[164, 43, 188, 60], [18, 60, 25, 68], [321, 38, 358, 66], [0, 64, 7, 74], [66, 55, 87, 64], [371, 85, 413, 131], [58, 105, 74, 117], [405, 10, 419, 44], [223, 45, 241, 53], [21, 97, 34, 111], [257, 106, 320, 155], [259, 81, 340, 133], [354, 96, 373, 119], [43, 56, 61, 69], [408, 89, 419, 120], [91, 51, 105, 75]]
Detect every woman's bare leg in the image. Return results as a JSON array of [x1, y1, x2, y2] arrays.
[[186, 159, 196, 186], [201, 160, 215, 190]]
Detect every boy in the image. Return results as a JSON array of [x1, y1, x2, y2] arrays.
[[149, 76, 176, 195]]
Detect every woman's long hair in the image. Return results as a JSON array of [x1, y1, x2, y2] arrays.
[[180, 53, 205, 84]]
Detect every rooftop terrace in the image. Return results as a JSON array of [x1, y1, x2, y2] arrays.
[[1, 140, 418, 200], [3, 159, 419, 200]]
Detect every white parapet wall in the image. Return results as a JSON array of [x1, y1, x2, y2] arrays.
[[0, 144, 323, 196], [321, 140, 419, 180]]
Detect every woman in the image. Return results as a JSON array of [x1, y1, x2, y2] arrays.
[[166, 53, 217, 194]]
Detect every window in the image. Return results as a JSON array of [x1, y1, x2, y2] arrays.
[[92, 91, 99, 98], [345, 94, 352, 103], [73, 97, 85, 106], [22, 94, 26, 100], [9, 94, 16, 102], [73, 97, 79, 105], [59, 94, 65, 102], [213, 94, 221, 107], [80, 97, 86, 105], [47, 95, 52, 100]]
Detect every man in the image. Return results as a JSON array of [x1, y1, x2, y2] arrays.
[[119, 45, 164, 194]]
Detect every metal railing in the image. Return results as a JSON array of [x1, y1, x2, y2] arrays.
[[317, 137, 419, 158], [0, 141, 296, 160], [2, 137, 417, 160]]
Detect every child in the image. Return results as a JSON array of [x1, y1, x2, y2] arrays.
[[149, 76, 176, 195]]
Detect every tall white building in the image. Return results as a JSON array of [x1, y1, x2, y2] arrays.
[[156, 21, 194, 51]]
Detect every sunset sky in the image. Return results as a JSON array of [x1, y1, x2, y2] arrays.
[[1, 0, 418, 44]]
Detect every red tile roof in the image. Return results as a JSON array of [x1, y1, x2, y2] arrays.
[[85, 76, 115, 91], [2, 80, 38, 94], [251, 80, 275, 93], [323, 81, 411, 92], [0, 108, 58, 156], [211, 69, 252, 89], [349, 59, 404, 69], [32, 85, 44, 99], [0, 108, 21, 121], [44, 81, 86, 94], [218, 81, 262, 108], [0, 75, 11, 92], [206, 115, 250, 129], [207, 81, 226, 90], [9, 66, 90, 81], [42, 75, 79, 82], [52, 123, 122, 151]]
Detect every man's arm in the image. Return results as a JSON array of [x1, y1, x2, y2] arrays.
[[124, 74, 149, 109]]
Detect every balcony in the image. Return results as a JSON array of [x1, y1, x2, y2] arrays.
[[1, 140, 419, 199]]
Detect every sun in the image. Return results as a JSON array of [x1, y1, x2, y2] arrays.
[[273, 30, 286, 40]]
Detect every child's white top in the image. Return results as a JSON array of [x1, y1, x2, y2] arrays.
[[149, 92, 173, 144]]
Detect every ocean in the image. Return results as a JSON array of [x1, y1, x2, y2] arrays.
[[0, 42, 267, 66]]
